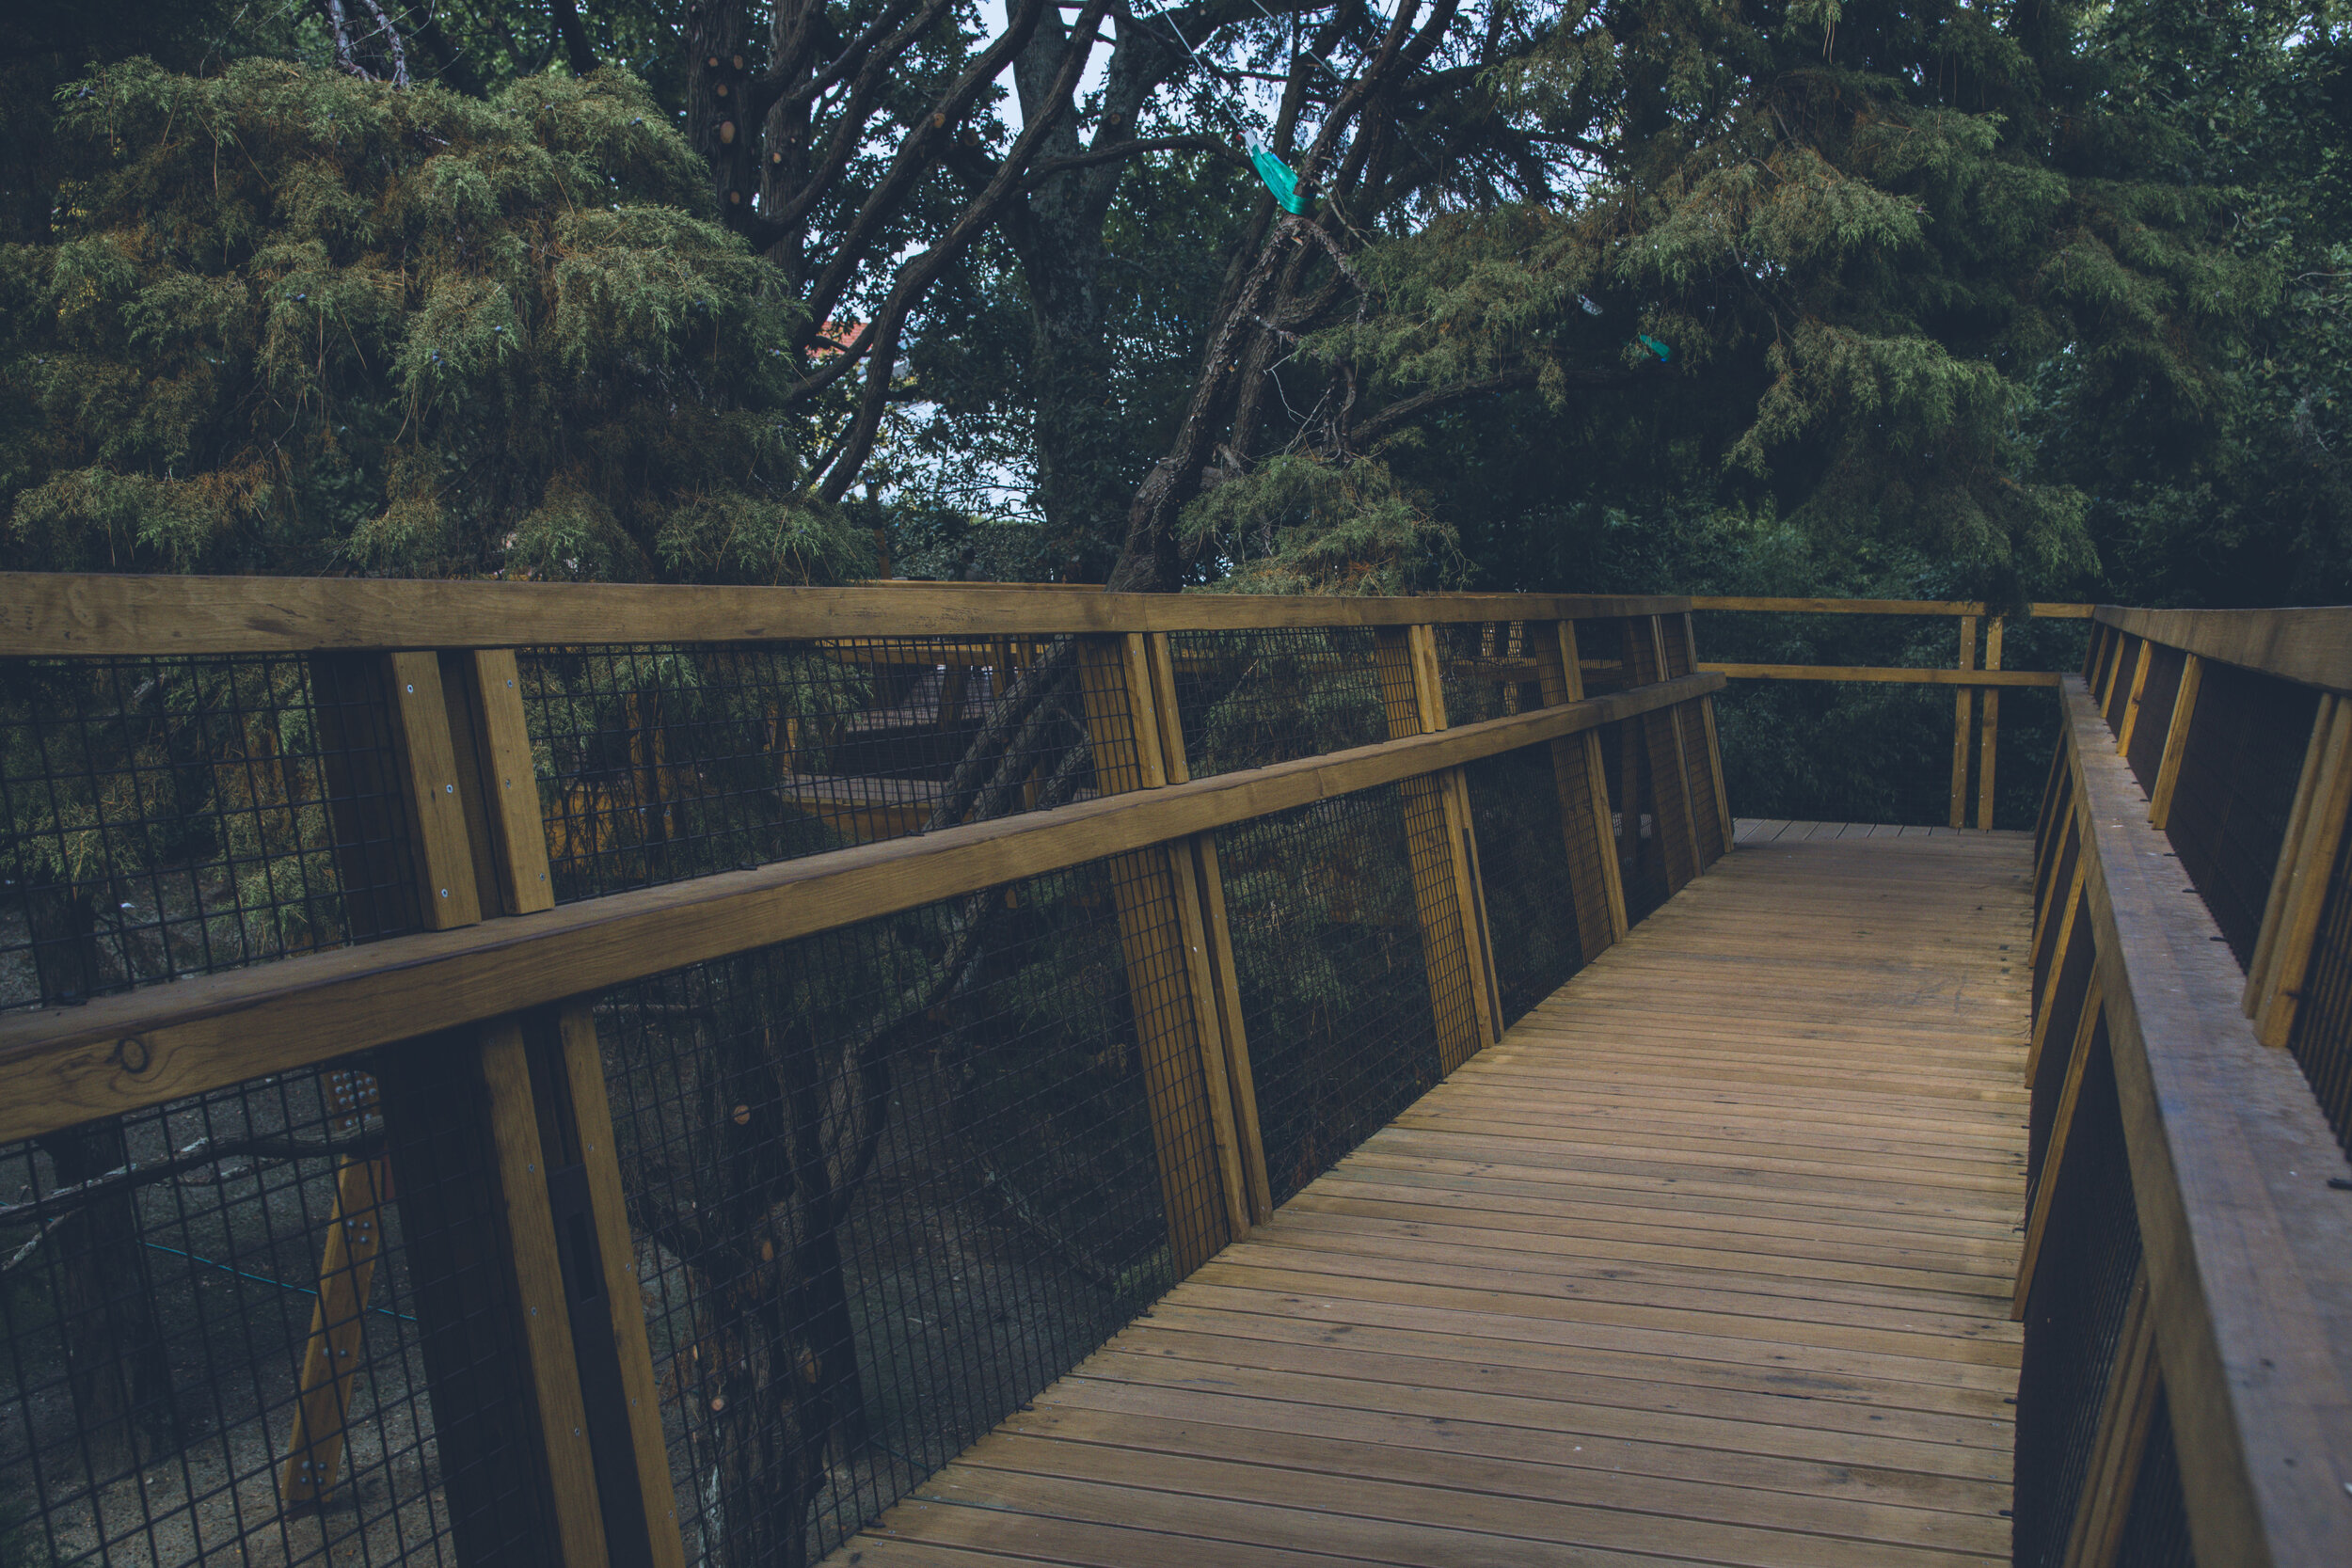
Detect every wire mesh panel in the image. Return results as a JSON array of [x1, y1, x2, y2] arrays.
[[0, 1051, 552, 1567], [1, 656, 425, 1011], [1462, 747, 1584, 1026], [2123, 644, 2187, 795], [2288, 810, 2352, 1152], [2165, 661, 2320, 966], [2113, 1386, 2198, 1568], [518, 638, 1118, 902], [1429, 622, 1535, 726], [590, 854, 1218, 1565], [2014, 1019, 2142, 1568], [1164, 628, 1388, 777], [1214, 785, 1448, 1208]]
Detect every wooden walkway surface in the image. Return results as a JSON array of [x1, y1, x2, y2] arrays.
[[828, 829, 2034, 1568]]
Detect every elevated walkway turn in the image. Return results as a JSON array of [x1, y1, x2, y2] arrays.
[[840, 829, 2036, 1566]]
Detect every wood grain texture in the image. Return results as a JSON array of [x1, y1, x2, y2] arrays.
[[2148, 654, 2202, 830], [0, 573, 1692, 655], [556, 1005, 687, 1568], [822, 832, 2032, 1568], [1691, 596, 2092, 619], [2096, 605, 2352, 694], [2058, 676, 2352, 1568], [1702, 663, 2061, 687], [479, 1020, 612, 1568]]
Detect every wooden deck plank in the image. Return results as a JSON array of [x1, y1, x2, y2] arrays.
[[826, 833, 2030, 1568]]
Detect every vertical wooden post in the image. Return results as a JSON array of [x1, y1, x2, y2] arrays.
[[388, 651, 485, 929], [2014, 974, 2106, 1318], [550, 1005, 688, 1568], [1977, 619, 2004, 832], [1532, 623, 1629, 960], [1145, 633, 1272, 1228], [1627, 619, 1702, 891], [1375, 626, 1499, 1071], [2149, 655, 2203, 831], [1076, 636, 1244, 1271], [1685, 613, 1736, 857], [2248, 698, 2352, 1046], [278, 1068, 392, 1508], [2114, 640, 2156, 756], [2062, 1265, 2163, 1568], [480, 1019, 612, 1568], [1949, 614, 1978, 830], [445, 649, 556, 916]]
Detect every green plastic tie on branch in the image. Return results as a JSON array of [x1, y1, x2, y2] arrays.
[[1248, 138, 1311, 214], [1638, 334, 1673, 363]]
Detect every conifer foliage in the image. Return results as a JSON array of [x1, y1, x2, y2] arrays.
[[0, 58, 868, 582]]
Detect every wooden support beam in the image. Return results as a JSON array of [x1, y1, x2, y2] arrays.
[[2015, 974, 2106, 1317], [2028, 855, 2093, 1085], [1375, 627, 1499, 1072], [1076, 636, 1242, 1274], [2063, 1265, 2164, 1568], [388, 652, 485, 930], [1532, 624, 1629, 958], [2115, 640, 2156, 757], [2149, 656, 2203, 831], [278, 1070, 391, 1508], [455, 649, 556, 915], [2249, 697, 2352, 1045], [481, 1018, 612, 1568], [1701, 662, 2061, 687], [554, 1005, 687, 1568], [1630, 619, 1703, 892], [1950, 615, 1979, 829], [1978, 619, 2005, 832]]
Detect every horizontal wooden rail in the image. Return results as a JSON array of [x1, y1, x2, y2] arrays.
[[2096, 605, 2352, 694], [1700, 661, 2061, 688], [2058, 675, 2352, 1565], [1692, 595, 2092, 618], [0, 573, 1691, 656], [0, 672, 1721, 1142]]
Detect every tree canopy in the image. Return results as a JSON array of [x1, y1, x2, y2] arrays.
[[0, 0, 2341, 606]]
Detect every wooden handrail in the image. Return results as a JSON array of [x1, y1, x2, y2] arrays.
[[2047, 675, 2352, 1564], [0, 573, 1690, 656], [1701, 661, 2060, 688], [2095, 605, 2352, 694], [1692, 595, 2093, 618], [0, 671, 1721, 1143]]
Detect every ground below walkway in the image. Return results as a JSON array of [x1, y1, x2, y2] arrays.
[[826, 829, 2035, 1568]]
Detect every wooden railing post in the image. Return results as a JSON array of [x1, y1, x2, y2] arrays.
[[1076, 635, 1248, 1270], [1949, 614, 1978, 829], [1977, 618, 2004, 831], [2062, 1264, 2163, 1568], [2246, 696, 2352, 1046], [2115, 638, 2157, 757], [1375, 626, 1501, 1070], [2148, 655, 2203, 831], [1144, 633, 1273, 1228], [1684, 612, 1737, 855], [1626, 618, 1704, 890], [1532, 623, 1629, 960], [292, 647, 676, 1567]]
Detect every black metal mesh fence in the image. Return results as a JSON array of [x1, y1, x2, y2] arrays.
[[0, 1050, 552, 1568], [518, 638, 1115, 902], [1165, 629, 1388, 777], [2013, 1017, 2141, 1568], [2164, 661, 2319, 966], [1431, 621, 1535, 726], [1, 656, 425, 1011], [1215, 787, 1449, 1209], [1462, 748, 1584, 1027], [590, 852, 1219, 1565]]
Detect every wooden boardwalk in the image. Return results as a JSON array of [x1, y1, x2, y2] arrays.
[[828, 830, 2034, 1568]]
